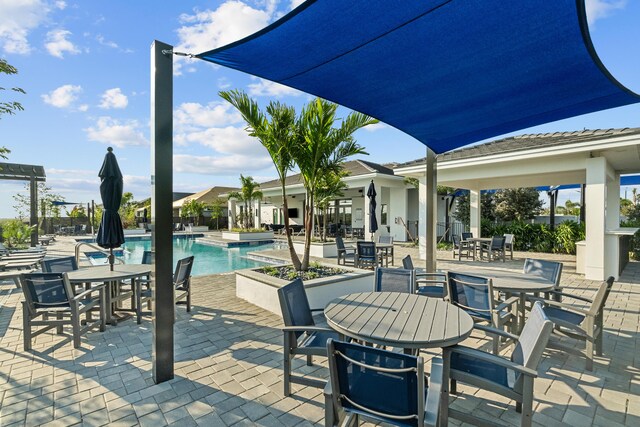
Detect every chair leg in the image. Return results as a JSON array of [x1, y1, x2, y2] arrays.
[[307, 355, 313, 366], [283, 332, 292, 397], [99, 287, 107, 332], [56, 312, 64, 334], [23, 302, 32, 351], [135, 281, 142, 324], [71, 302, 81, 348], [586, 338, 594, 371], [520, 376, 534, 427], [186, 287, 191, 313]]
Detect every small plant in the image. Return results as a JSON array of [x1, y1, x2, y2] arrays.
[[305, 271, 319, 280], [437, 241, 452, 250], [261, 266, 279, 276], [230, 227, 265, 233], [2, 220, 35, 248], [285, 270, 299, 281], [309, 261, 322, 269]]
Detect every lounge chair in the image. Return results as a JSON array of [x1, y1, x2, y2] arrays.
[[447, 272, 518, 354], [277, 278, 342, 397], [441, 301, 553, 427], [20, 272, 106, 350], [335, 235, 355, 266], [324, 339, 442, 427], [529, 276, 614, 371], [402, 255, 446, 298], [374, 267, 414, 293]]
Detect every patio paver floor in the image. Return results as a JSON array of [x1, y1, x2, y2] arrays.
[[1, 244, 639, 426]]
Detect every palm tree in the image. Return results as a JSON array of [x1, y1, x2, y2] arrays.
[[228, 175, 263, 229], [219, 90, 303, 269], [292, 98, 377, 270]]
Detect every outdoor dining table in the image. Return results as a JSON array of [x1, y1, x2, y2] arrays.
[[472, 269, 555, 332], [349, 242, 394, 267], [325, 291, 474, 353], [67, 264, 151, 325], [464, 237, 492, 260]]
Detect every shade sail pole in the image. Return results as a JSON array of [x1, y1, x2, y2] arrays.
[[30, 177, 38, 247], [425, 147, 437, 273], [151, 40, 174, 383]]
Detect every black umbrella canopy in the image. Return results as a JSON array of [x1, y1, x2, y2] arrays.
[[96, 147, 125, 256], [367, 180, 378, 236]]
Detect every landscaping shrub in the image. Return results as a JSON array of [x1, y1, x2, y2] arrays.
[[478, 220, 584, 255]]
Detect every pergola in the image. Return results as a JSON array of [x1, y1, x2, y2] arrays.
[[149, 1, 640, 382], [0, 162, 46, 246]]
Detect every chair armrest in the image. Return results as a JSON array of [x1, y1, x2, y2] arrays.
[[526, 297, 592, 317], [310, 308, 325, 313], [495, 296, 519, 312], [424, 357, 443, 427], [74, 283, 106, 300], [282, 326, 337, 333], [473, 324, 519, 341], [447, 346, 538, 377], [546, 289, 593, 303]]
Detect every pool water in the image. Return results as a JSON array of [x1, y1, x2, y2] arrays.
[[88, 237, 275, 276]]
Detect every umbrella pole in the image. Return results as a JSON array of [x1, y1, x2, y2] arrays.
[[109, 248, 114, 271]]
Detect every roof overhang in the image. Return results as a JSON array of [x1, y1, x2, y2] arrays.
[[0, 163, 46, 182]]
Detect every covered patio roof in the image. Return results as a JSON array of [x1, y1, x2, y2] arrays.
[[197, 0, 640, 153]]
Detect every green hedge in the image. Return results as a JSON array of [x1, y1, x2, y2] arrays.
[[621, 219, 640, 260], [480, 220, 585, 255]]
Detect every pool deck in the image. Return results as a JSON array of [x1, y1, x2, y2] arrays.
[[1, 236, 640, 426]]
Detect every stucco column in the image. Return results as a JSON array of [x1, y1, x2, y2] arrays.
[[418, 149, 437, 271], [228, 198, 236, 230], [469, 186, 481, 238], [389, 186, 408, 241], [584, 157, 611, 280], [604, 172, 621, 278]]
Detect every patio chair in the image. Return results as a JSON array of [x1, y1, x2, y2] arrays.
[[134, 251, 154, 324], [529, 276, 615, 371], [42, 256, 78, 273], [441, 301, 553, 427], [355, 241, 380, 269], [504, 233, 515, 259], [335, 235, 355, 266], [174, 256, 194, 313], [402, 255, 446, 298], [480, 236, 506, 262], [447, 272, 518, 354], [452, 235, 474, 261], [324, 339, 442, 427], [523, 258, 563, 302], [461, 232, 473, 240], [20, 272, 106, 350], [377, 235, 394, 265], [277, 278, 342, 397], [375, 267, 414, 293]]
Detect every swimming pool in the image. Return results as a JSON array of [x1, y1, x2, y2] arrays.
[[86, 237, 277, 276]]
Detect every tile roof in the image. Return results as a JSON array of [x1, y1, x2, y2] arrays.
[[173, 186, 239, 207], [259, 159, 396, 189], [395, 127, 640, 168]]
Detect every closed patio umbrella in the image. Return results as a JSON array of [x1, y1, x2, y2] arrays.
[[367, 180, 378, 240], [96, 147, 125, 271]]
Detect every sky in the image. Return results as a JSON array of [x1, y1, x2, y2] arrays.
[[0, 0, 639, 218]]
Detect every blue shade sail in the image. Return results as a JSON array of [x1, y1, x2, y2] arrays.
[[197, 0, 640, 154]]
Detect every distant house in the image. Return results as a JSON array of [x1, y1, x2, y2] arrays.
[[172, 186, 238, 228]]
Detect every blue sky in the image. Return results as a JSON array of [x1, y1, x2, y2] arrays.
[[0, 0, 639, 218]]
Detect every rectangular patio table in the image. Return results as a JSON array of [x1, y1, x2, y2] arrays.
[[464, 237, 492, 260], [324, 291, 474, 353], [67, 264, 151, 325]]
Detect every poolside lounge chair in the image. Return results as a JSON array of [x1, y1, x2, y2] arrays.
[[529, 276, 614, 371], [402, 255, 446, 298], [324, 339, 442, 427], [441, 301, 553, 427], [0, 242, 46, 255], [20, 272, 106, 350], [277, 278, 342, 397], [447, 272, 518, 354], [335, 236, 355, 266], [374, 267, 414, 293]]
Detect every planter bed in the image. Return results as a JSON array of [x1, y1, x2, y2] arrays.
[[293, 241, 338, 258], [221, 231, 275, 241]]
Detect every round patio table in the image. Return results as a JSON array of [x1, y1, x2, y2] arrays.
[[325, 292, 474, 352], [67, 264, 151, 325]]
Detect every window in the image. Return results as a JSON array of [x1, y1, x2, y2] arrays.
[[381, 204, 388, 225]]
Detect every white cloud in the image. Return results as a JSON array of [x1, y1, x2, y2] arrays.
[[54, 0, 66, 10], [585, 0, 627, 25], [174, 102, 241, 130], [361, 122, 387, 132], [290, 0, 306, 10], [0, 0, 51, 54], [99, 88, 128, 109], [173, 1, 273, 75], [178, 126, 264, 156], [85, 117, 148, 148], [96, 34, 118, 49], [42, 84, 82, 108], [45, 29, 80, 58], [174, 154, 272, 175], [247, 78, 303, 97]]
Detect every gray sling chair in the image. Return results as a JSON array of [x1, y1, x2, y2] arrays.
[[528, 276, 615, 371], [134, 250, 154, 324], [355, 241, 380, 269], [375, 267, 415, 293], [452, 235, 474, 261], [324, 339, 443, 427], [20, 272, 106, 350], [447, 272, 519, 354], [523, 258, 563, 302], [504, 233, 515, 259], [441, 302, 553, 427], [335, 235, 355, 266], [401, 255, 446, 299], [277, 278, 343, 397], [479, 235, 507, 262]]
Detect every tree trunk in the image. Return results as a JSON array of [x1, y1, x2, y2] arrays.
[[282, 184, 301, 271], [301, 194, 314, 271]]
